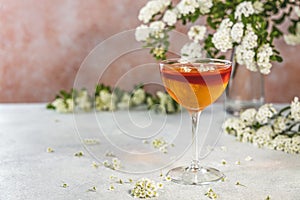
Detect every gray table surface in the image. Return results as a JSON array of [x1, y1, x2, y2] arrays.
[[0, 103, 299, 200]]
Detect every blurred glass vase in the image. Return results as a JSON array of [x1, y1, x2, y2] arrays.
[[224, 61, 264, 116]]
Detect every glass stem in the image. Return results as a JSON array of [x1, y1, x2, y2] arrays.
[[190, 111, 201, 170]]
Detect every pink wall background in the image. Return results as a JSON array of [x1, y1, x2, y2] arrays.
[[0, 0, 299, 103]]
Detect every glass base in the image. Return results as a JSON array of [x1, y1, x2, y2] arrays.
[[166, 166, 224, 185]]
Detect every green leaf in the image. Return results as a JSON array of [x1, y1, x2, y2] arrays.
[[207, 16, 217, 30], [270, 55, 283, 62], [217, 55, 226, 59], [46, 103, 56, 110], [270, 26, 283, 39], [59, 90, 71, 99]]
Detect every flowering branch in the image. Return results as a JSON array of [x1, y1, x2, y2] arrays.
[[46, 84, 180, 114], [136, 0, 300, 74], [223, 97, 300, 154]]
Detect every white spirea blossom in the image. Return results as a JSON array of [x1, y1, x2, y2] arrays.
[[219, 18, 234, 29], [176, 0, 199, 16], [66, 99, 74, 111], [198, 0, 213, 14], [135, 24, 151, 42], [117, 93, 131, 109], [138, 0, 171, 23], [273, 116, 287, 134], [149, 21, 166, 38], [234, 1, 255, 21], [152, 47, 165, 58], [131, 178, 160, 198], [295, 6, 300, 17], [257, 43, 273, 74], [235, 24, 259, 71], [241, 127, 254, 143], [181, 42, 203, 59], [95, 90, 117, 111], [163, 9, 178, 26], [271, 135, 290, 152], [103, 157, 121, 170], [235, 45, 257, 71], [156, 91, 177, 113], [231, 22, 244, 43], [284, 22, 300, 46], [284, 33, 300, 45], [205, 188, 218, 199], [212, 19, 233, 52], [188, 25, 207, 43], [76, 90, 92, 111], [255, 104, 277, 124], [52, 98, 73, 113], [291, 136, 300, 154], [253, 1, 264, 13], [131, 88, 146, 105], [242, 25, 258, 49], [292, 135, 300, 144], [223, 118, 246, 135], [291, 97, 300, 121], [112, 158, 121, 170], [253, 125, 273, 147], [240, 108, 257, 125]]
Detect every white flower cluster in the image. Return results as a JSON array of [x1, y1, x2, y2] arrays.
[[131, 178, 163, 198], [235, 25, 259, 72], [176, 0, 212, 16], [234, 1, 255, 21], [295, 6, 300, 17], [284, 22, 300, 46], [51, 98, 74, 113], [180, 42, 204, 60], [103, 157, 121, 170], [150, 21, 166, 39], [255, 104, 277, 124], [188, 25, 206, 43], [223, 98, 300, 154], [135, 20, 169, 59], [131, 88, 146, 106], [198, 0, 213, 14], [150, 137, 174, 153], [76, 90, 92, 111], [231, 22, 244, 43], [253, 1, 264, 14], [135, 21, 166, 42], [212, 19, 233, 52], [205, 188, 218, 199], [135, 25, 151, 42], [95, 90, 117, 111], [176, 0, 199, 16], [256, 44, 273, 74], [241, 25, 258, 49], [147, 91, 181, 114], [163, 9, 177, 26], [291, 97, 300, 121], [138, 0, 171, 23]]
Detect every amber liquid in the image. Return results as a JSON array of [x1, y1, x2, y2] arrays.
[[161, 63, 231, 111]]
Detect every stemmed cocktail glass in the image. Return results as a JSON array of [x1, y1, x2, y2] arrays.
[[159, 58, 232, 185]]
